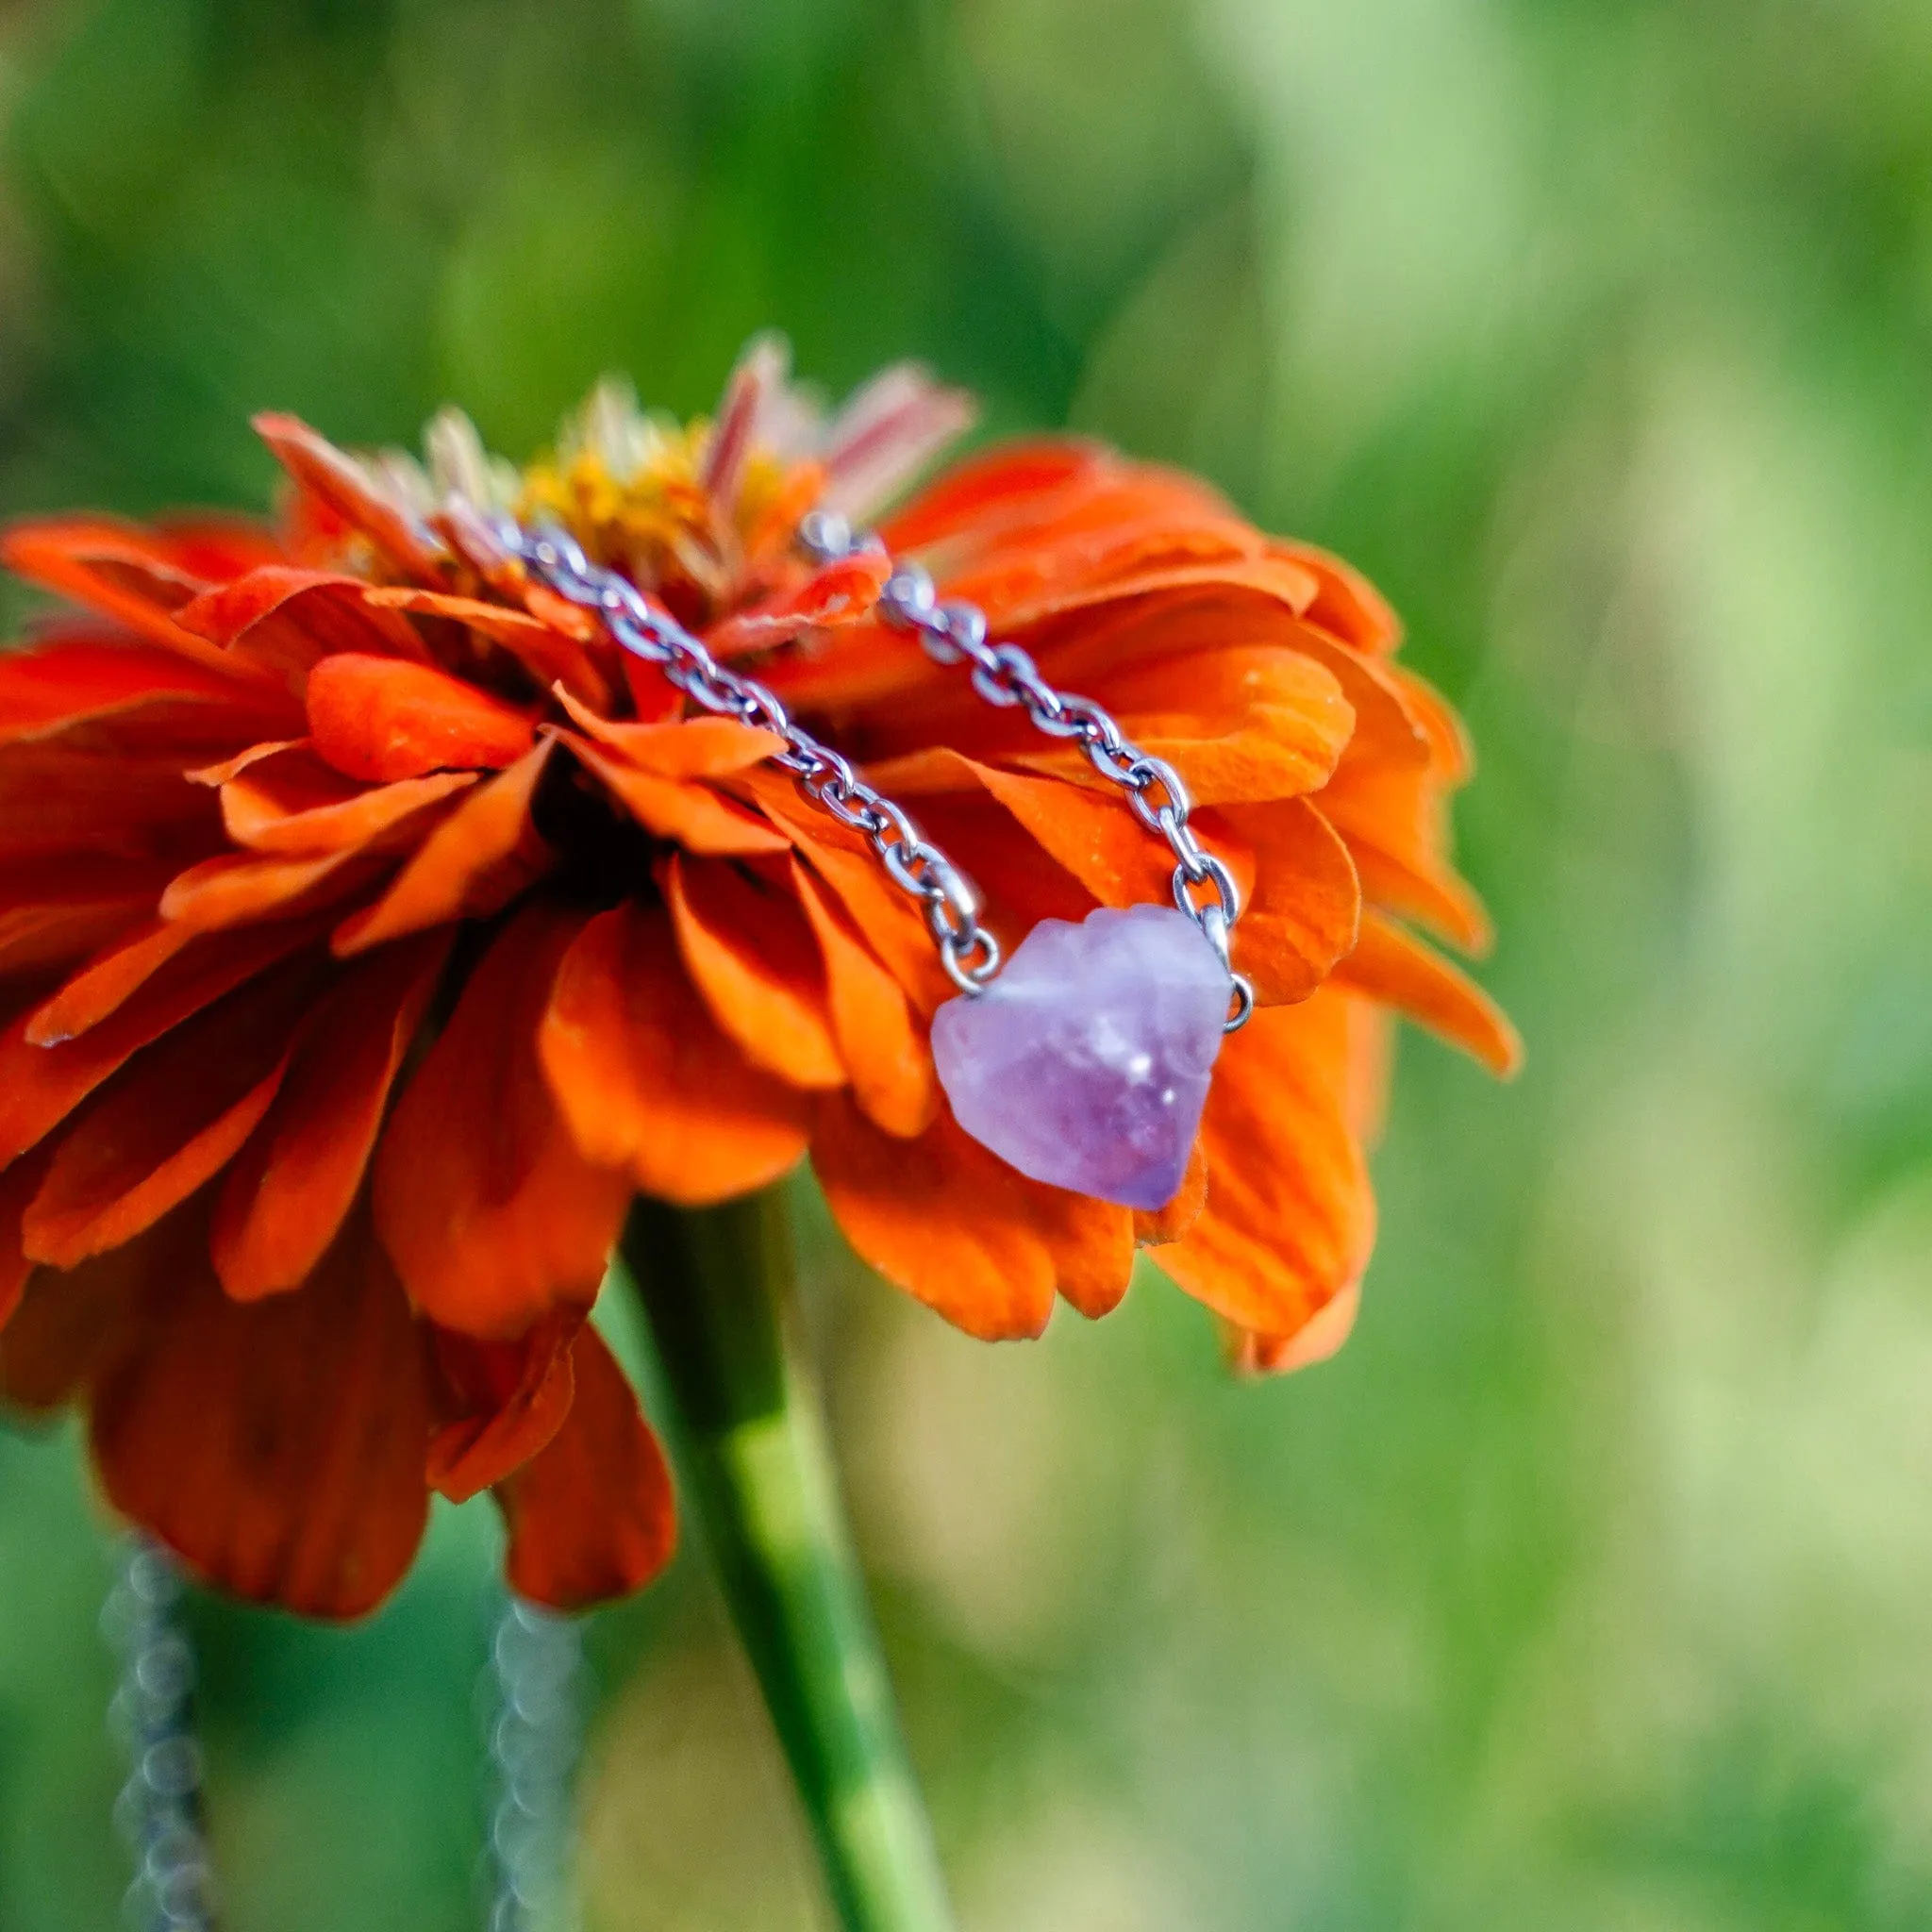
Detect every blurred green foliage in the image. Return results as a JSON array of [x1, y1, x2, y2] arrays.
[[4, 0, 1932, 1925]]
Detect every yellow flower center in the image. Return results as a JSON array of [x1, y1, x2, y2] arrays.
[[515, 416, 798, 612]]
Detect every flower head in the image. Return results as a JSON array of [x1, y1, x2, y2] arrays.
[[0, 340, 1515, 1618]]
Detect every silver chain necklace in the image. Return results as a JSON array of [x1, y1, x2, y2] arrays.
[[106, 1541, 217, 1932], [493, 512, 1255, 1032]]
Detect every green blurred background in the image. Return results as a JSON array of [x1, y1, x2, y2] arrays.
[[5, 0, 1932, 1925]]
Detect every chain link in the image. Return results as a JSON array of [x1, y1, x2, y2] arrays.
[[495, 518, 1001, 995], [482, 1595, 583, 1932], [801, 512, 1254, 1031], [105, 1541, 218, 1932]]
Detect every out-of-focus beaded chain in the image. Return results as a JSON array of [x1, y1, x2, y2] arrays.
[[104, 1541, 217, 1932], [482, 1597, 585, 1932]]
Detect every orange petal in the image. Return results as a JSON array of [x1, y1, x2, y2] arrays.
[[149, 515, 285, 583], [331, 741, 555, 955], [495, 1324, 676, 1610], [306, 654, 536, 783], [1216, 797, 1361, 1006], [551, 691, 782, 777], [1229, 1281, 1362, 1376], [91, 1203, 431, 1618], [1101, 643, 1354, 755], [212, 932, 450, 1300], [811, 1092, 1059, 1341], [539, 903, 809, 1205], [1035, 1181, 1136, 1321], [879, 439, 1109, 552], [865, 749, 1174, 914], [664, 854, 845, 1089], [367, 587, 611, 710], [0, 917, 330, 1164], [1318, 743, 1491, 953], [374, 904, 631, 1339], [0, 635, 296, 746], [425, 1307, 581, 1504], [219, 745, 476, 855], [1156, 988, 1374, 1338], [791, 858, 937, 1138], [736, 771, 956, 1011], [1269, 540, 1402, 654], [565, 733, 791, 856], [1333, 911, 1522, 1076]]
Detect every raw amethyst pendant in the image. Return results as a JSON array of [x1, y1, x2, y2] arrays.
[[929, 905, 1230, 1210]]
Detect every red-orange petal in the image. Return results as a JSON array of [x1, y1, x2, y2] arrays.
[[551, 691, 782, 777], [211, 933, 450, 1300], [306, 654, 537, 783], [26, 917, 198, 1046], [0, 1202, 154, 1411], [252, 413, 444, 579], [0, 916, 330, 1165], [495, 1324, 677, 1609], [175, 566, 430, 687], [158, 847, 383, 934], [0, 635, 295, 746], [0, 1150, 50, 1333], [538, 903, 809, 1206], [0, 518, 273, 683], [0, 863, 176, 983], [374, 904, 630, 1339], [90, 1204, 431, 1619], [21, 958, 324, 1269], [425, 1307, 581, 1504], [0, 743, 220, 864]]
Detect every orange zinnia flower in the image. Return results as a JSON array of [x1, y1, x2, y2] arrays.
[[0, 341, 1516, 1618]]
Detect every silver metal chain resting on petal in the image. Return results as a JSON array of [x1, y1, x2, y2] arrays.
[[105, 1540, 218, 1932], [495, 518, 1002, 997], [797, 509, 1255, 1032]]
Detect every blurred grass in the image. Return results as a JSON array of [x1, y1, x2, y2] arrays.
[[4, 0, 1932, 1926]]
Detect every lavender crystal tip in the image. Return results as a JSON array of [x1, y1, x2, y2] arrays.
[[930, 904, 1231, 1211]]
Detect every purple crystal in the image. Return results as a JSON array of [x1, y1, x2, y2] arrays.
[[930, 904, 1230, 1210]]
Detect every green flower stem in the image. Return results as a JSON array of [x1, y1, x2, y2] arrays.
[[621, 1190, 958, 1932]]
